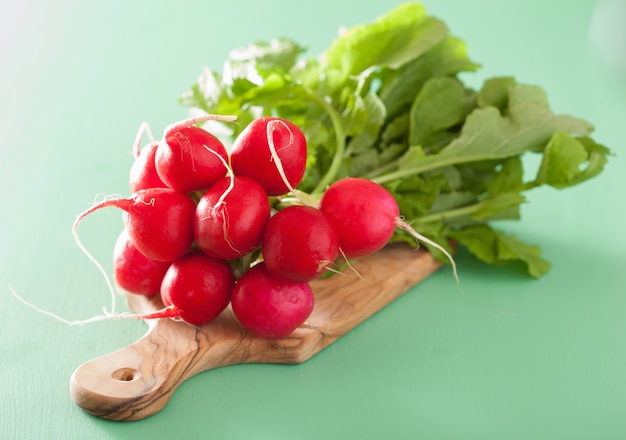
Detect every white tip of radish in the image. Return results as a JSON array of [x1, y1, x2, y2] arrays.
[[395, 219, 460, 286]]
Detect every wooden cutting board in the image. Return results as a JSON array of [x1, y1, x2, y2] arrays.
[[70, 244, 443, 421]]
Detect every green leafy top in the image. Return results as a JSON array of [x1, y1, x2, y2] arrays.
[[179, 2, 611, 278]]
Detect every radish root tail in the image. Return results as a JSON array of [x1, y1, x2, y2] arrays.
[[266, 120, 312, 207], [338, 248, 365, 280], [204, 145, 235, 215], [9, 284, 179, 326], [71, 198, 134, 317], [396, 218, 460, 285]]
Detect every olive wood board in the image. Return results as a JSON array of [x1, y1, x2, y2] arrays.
[[70, 244, 443, 421]]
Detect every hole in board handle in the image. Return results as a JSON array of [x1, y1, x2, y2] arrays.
[[112, 368, 140, 382]]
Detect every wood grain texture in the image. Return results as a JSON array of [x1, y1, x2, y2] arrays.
[[70, 244, 442, 421]]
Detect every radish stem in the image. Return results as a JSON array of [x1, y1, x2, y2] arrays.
[[301, 89, 346, 195], [163, 114, 237, 139], [132, 121, 156, 157]]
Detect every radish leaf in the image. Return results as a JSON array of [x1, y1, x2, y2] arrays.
[[180, 2, 611, 277]]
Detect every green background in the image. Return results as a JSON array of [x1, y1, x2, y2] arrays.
[[2, 0, 625, 438]]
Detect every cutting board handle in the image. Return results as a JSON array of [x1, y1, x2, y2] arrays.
[[69, 302, 327, 421], [70, 317, 213, 420]]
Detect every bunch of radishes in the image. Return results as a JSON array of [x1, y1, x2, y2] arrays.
[[75, 114, 455, 339]]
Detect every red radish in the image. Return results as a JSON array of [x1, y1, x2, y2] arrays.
[[231, 263, 314, 339], [319, 177, 398, 259], [230, 117, 307, 196], [157, 252, 234, 326], [129, 142, 167, 192], [194, 176, 271, 260], [74, 188, 196, 262], [155, 125, 229, 193], [262, 205, 339, 282], [113, 229, 170, 296], [129, 122, 167, 192], [319, 177, 459, 281]]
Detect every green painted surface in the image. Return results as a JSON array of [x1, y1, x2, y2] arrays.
[[2, 1, 625, 438]]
